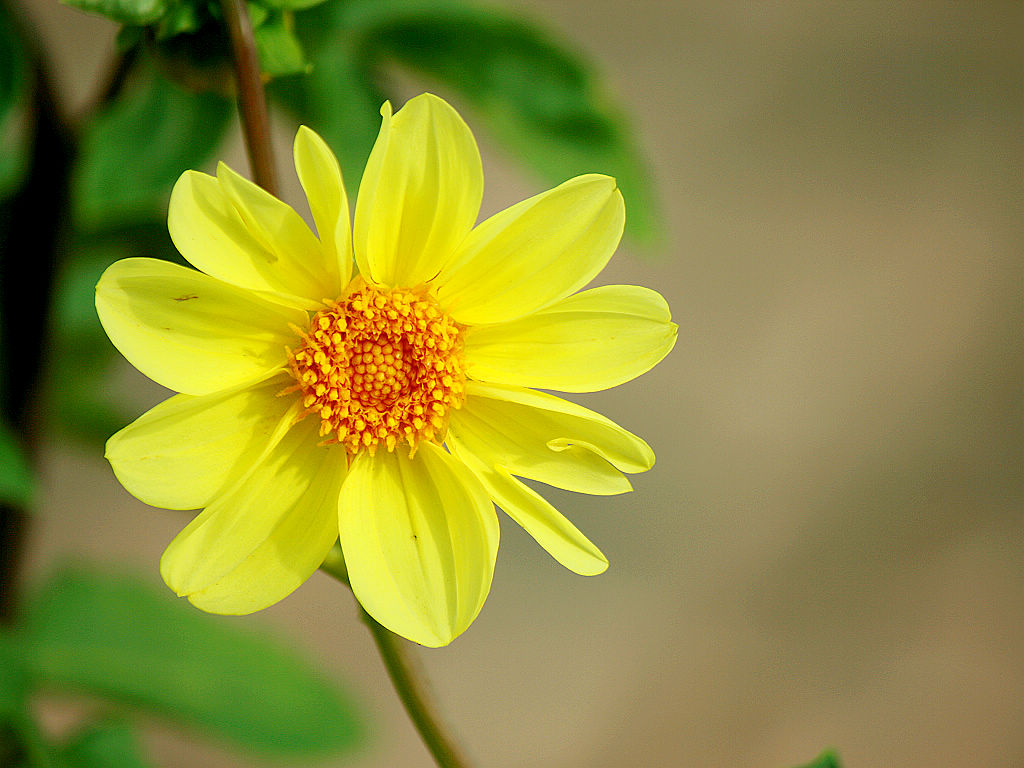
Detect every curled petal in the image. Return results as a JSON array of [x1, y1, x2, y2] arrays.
[[465, 284, 677, 392], [436, 175, 624, 325], [354, 95, 483, 288], [338, 442, 498, 647], [448, 381, 654, 496], [95, 257, 305, 395]]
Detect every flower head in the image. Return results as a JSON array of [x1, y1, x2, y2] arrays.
[[96, 94, 676, 646]]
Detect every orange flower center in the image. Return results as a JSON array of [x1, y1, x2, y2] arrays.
[[286, 281, 466, 455]]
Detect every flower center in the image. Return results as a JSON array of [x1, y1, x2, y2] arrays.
[[286, 281, 466, 456]]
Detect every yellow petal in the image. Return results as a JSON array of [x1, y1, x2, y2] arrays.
[[436, 175, 624, 325], [168, 170, 322, 308], [293, 126, 353, 288], [105, 373, 296, 511], [464, 284, 677, 392], [338, 442, 498, 647], [449, 381, 654, 495], [216, 162, 340, 300], [161, 416, 344, 605], [95, 257, 305, 395], [185, 440, 345, 615], [447, 444, 608, 576], [354, 94, 483, 288]]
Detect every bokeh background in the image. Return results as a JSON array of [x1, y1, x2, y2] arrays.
[[18, 1, 1024, 766]]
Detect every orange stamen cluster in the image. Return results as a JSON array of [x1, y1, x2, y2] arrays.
[[286, 281, 466, 455]]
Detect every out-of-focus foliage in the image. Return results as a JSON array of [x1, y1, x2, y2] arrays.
[[63, 0, 325, 76], [72, 63, 231, 229], [64, 0, 660, 243], [0, 565, 364, 766], [60, 720, 154, 768], [0, 419, 34, 507], [0, 633, 28, 719], [274, 0, 660, 243], [792, 749, 842, 768], [0, 0, 31, 200], [25, 566, 364, 755]]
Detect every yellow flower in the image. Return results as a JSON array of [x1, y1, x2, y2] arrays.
[[95, 94, 676, 647]]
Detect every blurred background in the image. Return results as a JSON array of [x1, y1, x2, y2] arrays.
[[15, 1, 1023, 766]]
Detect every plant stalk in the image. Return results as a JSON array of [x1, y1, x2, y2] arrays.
[[219, 0, 278, 194], [321, 549, 472, 768]]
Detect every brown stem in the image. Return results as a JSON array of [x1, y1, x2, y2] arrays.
[[219, 0, 278, 194]]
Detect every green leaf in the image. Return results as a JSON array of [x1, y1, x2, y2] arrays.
[[23, 565, 364, 757], [72, 63, 231, 229], [154, 1, 201, 40], [60, 0, 168, 27], [253, 11, 310, 77], [0, 419, 33, 508], [60, 721, 152, 768], [257, 0, 327, 11], [791, 749, 842, 768], [0, 634, 30, 719], [308, 0, 661, 244], [0, 1, 31, 200]]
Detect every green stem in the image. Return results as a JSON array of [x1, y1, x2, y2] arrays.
[[321, 549, 472, 768], [219, 0, 278, 194]]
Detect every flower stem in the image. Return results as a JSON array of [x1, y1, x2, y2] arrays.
[[219, 0, 278, 195], [321, 549, 472, 768]]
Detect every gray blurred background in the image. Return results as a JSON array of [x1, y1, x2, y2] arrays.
[[20, 1, 1024, 766]]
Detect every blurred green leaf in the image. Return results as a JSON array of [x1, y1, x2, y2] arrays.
[[0, 419, 33, 508], [268, 34, 385, 191], [60, 721, 152, 768], [0, 634, 29, 719], [0, 0, 31, 200], [268, 11, 385, 191], [154, 2, 201, 39], [289, 0, 661, 244], [258, 0, 327, 11], [72, 63, 231, 229], [60, 0, 168, 27], [791, 749, 842, 768], [253, 11, 310, 77], [23, 565, 364, 757]]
